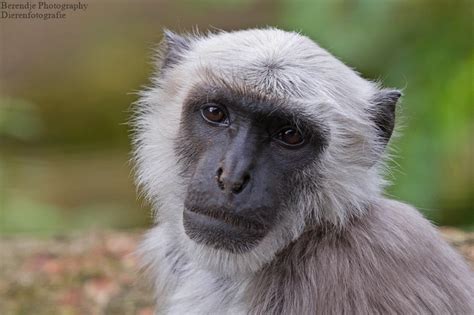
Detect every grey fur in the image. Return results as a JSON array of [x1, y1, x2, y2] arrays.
[[132, 28, 474, 314], [247, 199, 473, 314]]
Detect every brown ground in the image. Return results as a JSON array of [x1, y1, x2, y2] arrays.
[[1, 228, 473, 315]]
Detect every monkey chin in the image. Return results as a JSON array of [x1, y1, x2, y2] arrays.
[[178, 205, 306, 276], [182, 208, 267, 254]]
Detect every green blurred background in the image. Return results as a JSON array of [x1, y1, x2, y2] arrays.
[[1, 0, 472, 234]]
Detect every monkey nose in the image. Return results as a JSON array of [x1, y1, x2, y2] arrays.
[[216, 167, 250, 194]]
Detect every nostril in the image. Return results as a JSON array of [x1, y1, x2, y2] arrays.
[[216, 167, 225, 190], [216, 167, 223, 178], [242, 173, 250, 186]]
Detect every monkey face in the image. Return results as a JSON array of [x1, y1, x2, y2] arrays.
[[133, 29, 401, 273], [176, 85, 327, 253]]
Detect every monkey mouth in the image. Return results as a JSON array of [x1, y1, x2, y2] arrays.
[[182, 207, 268, 253], [186, 206, 268, 232]]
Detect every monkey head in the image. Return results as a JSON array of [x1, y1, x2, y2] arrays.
[[133, 29, 401, 275]]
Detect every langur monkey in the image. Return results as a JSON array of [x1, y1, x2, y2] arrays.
[[132, 28, 474, 314]]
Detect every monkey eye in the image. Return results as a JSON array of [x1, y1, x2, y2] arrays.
[[274, 127, 305, 147], [201, 105, 229, 125]]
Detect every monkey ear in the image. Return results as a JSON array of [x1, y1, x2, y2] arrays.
[[370, 89, 402, 143], [160, 29, 193, 69]]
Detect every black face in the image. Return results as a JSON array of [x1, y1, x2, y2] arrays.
[[176, 86, 327, 253]]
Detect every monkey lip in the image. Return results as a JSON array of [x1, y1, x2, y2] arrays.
[[184, 206, 268, 233], [182, 208, 267, 252]]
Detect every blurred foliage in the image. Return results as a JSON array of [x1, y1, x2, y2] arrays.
[[0, 0, 472, 234]]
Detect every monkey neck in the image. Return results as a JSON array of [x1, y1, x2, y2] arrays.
[[242, 205, 376, 313]]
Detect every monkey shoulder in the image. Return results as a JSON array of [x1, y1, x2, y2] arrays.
[[332, 200, 473, 313], [349, 199, 474, 313], [320, 199, 474, 314], [248, 200, 474, 314]]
